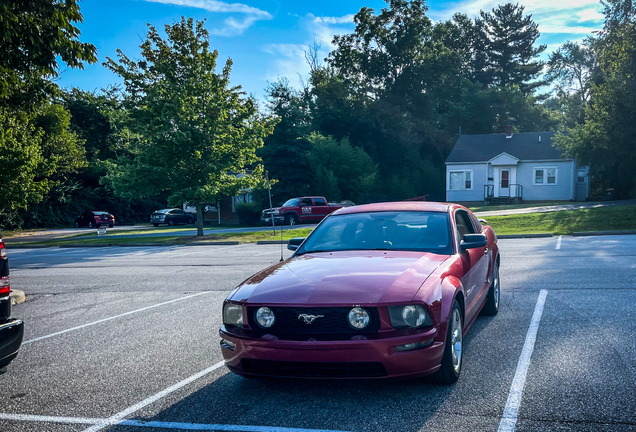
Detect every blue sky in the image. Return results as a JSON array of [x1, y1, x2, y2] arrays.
[[57, 0, 605, 102]]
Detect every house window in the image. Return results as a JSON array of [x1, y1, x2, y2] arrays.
[[449, 171, 473, 191], [533, 167, 557, 185]]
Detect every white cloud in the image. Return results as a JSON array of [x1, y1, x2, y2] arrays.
[[143, 0, 272, 35], [313, 14, 355, 25], [143, 0, 270, 16], [577, 8, 604, 22], [262, 43, 312, 85]]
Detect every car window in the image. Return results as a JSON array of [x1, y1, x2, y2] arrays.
[[455, 210, 476, 243], [301, 198, 313, 206], [314, 198, 327, 206], [175, 210, 185, 215], [282, 198, 300, 207], [297, 211, 452, 255]]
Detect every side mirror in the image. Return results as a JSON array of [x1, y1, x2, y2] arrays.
[[287, 237, 305, 251], [460, 234, 487, 252], [478, 218, 488, 225]]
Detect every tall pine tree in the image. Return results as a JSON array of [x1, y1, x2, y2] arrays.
[[479, 3, 546, 93]]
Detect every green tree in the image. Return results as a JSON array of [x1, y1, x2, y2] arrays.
[[258, 79, 312, 201], [555, 0, 636, 198], [479, 3, 547, 93], [0, 0, 97, 109], [104, 17, 275, 235], [307, 133, 379, 204]]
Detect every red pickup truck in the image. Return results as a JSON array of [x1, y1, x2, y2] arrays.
[[261, 196, 353, 226]]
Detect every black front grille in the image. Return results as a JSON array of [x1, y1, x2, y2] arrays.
[[247, 306, 381, 336], [241, 359, 387, 378]]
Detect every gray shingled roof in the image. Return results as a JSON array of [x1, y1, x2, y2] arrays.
[[446, 132, 569, 163]]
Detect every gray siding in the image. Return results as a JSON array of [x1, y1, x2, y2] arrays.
[[446, 163, 487, 202], [516, 161, 574, 201]]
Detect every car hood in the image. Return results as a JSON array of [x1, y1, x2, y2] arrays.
[[229, 251, 449, 306]]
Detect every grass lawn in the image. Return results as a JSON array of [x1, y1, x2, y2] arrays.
[[485, 204, 636, 235], [468, 202, 570, 213], [8, 227, 314, 247], [7, 205, 635, 246], [71, 224, 238, 238]]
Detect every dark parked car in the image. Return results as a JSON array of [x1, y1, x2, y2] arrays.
[[150, 209, 195, 227], [74, 211, 115, 228], [220, 202, 500, 383], [0, 237, 24, 374]]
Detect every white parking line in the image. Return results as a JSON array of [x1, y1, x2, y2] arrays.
[[0, 412, 355, 432], [22, 291, 212, 345], [81, 361, 226, 432], [555, 236, 562, 250], [498, 289, 548, 432]]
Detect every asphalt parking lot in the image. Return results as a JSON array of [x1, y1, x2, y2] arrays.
[[1, 235, 635, 432]]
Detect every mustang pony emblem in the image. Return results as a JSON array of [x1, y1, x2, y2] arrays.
[[298, 314, 324, 325]]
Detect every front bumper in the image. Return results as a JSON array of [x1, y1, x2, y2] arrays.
[[261, 215, 284, 225], [219, 324, 446, 379], [0, 318, 24, 369]]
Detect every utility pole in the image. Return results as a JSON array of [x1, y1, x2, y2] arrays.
[[266, 171, 276, 235]]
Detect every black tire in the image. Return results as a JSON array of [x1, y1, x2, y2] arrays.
[[284, 214, 297, 226], [153, 223, 159, 227], [188, 217, 194, 224], [74, 222, 80, 228], [108, 224, 114, 228], [168, 219, 175, 226], [481, 261, 500, 316], [429, 300, 463, 385], [88, 221, 94, 228]]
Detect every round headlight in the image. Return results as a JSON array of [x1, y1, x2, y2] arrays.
[[402, 305, 428, 327], [348, 307, 370, 329], [256, 307, 276, 328]]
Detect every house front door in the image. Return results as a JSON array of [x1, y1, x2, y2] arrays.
[[499, 169, 510, 197], [495, 166, 516, 198]]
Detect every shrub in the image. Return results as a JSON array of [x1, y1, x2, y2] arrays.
[[235, 202, 261, 225]]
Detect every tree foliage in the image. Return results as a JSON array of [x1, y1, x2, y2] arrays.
[[0, 0, 97, 109], [555, 0, 636, 199], [104, 17, 275, 235]]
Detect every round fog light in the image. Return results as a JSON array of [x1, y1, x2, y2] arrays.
[[256, 307, 275, 328], [348, 307, 370, 329]]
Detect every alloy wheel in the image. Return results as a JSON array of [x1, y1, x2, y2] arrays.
[[451, 308, 463, 373]]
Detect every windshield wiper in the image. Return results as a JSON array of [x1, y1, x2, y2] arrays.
[[295, 249, 331, 256]]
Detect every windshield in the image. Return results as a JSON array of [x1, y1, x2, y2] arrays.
[[156, 209, 172, 214], [297, 211, 452, 255], [93, 211, 109, 215], [282, 198, 301, 207]]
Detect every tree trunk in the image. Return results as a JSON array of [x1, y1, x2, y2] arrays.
[[196, 202, 204, 237]]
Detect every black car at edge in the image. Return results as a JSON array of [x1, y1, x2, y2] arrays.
[[0, 236, 24, 374]]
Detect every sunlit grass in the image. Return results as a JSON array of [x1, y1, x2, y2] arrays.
[[486, 205, 636, 235], [468, 202, 569, 213]]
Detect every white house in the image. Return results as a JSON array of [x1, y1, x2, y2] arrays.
[[445, 131, 589, 204]]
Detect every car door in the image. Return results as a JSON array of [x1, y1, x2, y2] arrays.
[[299, 198, 314, 222], [311, 198, 330, 220], [455, 209, 489, 325], [173, 209, 186, 224]]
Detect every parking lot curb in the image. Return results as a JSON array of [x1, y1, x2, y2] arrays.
[[118, 243, 175, 247], [185, 241, 242, 246], [497, 233, 553, 239], [59, 244, 112, 248], [256, 240, 288, 245], [572, 230, 636, 236], [5, 244, 56, 249], [10, 290, 25, 306]]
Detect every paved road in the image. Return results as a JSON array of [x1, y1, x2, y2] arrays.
[[1, 236, 635, 431]]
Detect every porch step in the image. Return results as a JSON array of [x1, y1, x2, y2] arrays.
[[491, 197, 510, 205]]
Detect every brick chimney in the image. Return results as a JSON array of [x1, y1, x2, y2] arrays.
[[505, 124, 513, 138]]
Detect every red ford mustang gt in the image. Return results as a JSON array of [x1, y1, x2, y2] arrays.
[[219, 202, 500, 383]]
